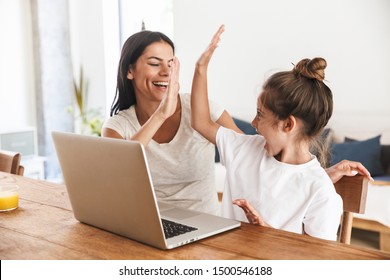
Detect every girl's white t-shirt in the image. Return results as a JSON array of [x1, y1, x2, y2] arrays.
[[217, 127, 343, 241]]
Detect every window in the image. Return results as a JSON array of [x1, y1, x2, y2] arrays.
[[119, 0, 174, 46]]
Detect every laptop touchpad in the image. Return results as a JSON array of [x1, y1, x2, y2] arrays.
[[161, 208, 200, 220]]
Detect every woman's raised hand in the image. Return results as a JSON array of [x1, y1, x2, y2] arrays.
[[158, 57, 180, 119]]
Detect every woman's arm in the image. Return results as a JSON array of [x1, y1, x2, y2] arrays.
[[326, 159, 373, 183], [101, 127, 124, 139], [191, 25, 226, 145]]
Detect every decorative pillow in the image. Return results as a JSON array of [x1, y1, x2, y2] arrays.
[[330, 135, 384, 176], [232, 118, 257, 135]]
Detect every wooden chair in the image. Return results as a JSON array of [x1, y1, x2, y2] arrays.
[[0, 150, 25, 176], [334, 175, 368, 244]]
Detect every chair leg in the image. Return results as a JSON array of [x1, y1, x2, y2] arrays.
[[380, 232, 390, 252], [18, 166, 24, 176], [340, 212, 353, 244]]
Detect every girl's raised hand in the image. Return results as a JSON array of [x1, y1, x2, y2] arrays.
[[196, 25, 225, 68]]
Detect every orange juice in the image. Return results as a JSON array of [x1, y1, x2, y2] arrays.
[[0, 186, 19, 211]]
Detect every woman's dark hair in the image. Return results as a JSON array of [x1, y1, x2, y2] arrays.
[[260, 57, 333, 166], [110, 31, 175, 116]]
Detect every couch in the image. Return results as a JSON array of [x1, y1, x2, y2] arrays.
[[330, 134, 390, 182]]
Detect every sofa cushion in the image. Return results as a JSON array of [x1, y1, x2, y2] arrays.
[[330, 135, 385, 176], [380, 145, 390, 174], [345, 137, 390, 175], [232, 118, 257, 135]]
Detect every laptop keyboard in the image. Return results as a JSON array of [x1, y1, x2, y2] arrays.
[[161, 219, 198, 239]]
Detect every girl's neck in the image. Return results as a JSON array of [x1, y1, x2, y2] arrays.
[[275, 141, 312, 165]]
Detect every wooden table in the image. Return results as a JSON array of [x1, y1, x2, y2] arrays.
[[1, 172, 389, 260]]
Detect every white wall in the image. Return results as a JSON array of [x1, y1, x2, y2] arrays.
[[68, 0, 107, 114], [173, 0, 390, 141], [0, 0, 35, 131], [1, 0, 389, 143], [68, 0, 122, 119]]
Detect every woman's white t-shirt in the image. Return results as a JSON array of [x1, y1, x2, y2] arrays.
[[103, 94, 224, 215], [217, 127, 343, 241]]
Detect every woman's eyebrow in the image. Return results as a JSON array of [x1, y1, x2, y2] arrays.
[[147, 56, 174, 62], [147, 56, 162, 61]]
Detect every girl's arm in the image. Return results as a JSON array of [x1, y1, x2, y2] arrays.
[[191, 25, 225, 145], [233, 199, 271, 227]]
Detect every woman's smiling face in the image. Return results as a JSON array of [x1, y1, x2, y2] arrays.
[[127, 41, 174, 102]]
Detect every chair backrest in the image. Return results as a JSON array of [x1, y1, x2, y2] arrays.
[[334, 175, 368, 244], [0, 150, 24, 176]]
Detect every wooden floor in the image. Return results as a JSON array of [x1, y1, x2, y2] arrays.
[[351, 228, 380, 251]]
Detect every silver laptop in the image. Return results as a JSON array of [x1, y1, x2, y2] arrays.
[[52, 131, 240, 250]]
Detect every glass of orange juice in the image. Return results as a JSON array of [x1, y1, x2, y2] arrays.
[[0, 185, 19, 211]]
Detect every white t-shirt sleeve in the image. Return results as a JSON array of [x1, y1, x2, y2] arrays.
[[182, 93, 225, 121], [208, 97, 225, 122], [102, 114, 128, 138], [216, 127, 249, 167]]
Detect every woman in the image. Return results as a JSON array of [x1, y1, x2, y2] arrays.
[[102, 30, 371, 216]]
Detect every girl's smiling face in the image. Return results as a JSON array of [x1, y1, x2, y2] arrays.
[[127, 41, 174, 102], [251, 96, 287, 157]]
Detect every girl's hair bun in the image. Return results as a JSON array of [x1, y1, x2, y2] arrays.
[[293, 57, 327, 82]]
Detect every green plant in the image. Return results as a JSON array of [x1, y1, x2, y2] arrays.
[[70, 67, 104, 136]]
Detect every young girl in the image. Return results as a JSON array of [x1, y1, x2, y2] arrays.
[[191, 25, 343, 241]]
